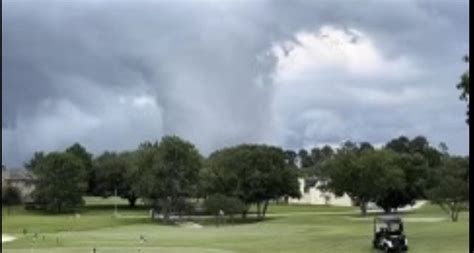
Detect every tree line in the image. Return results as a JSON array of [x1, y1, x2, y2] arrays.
[[20, 136, 301, 223], [294, 136, 468, 221], [9, 135, 468, 223]]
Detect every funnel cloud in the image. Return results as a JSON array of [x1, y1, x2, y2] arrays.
[[2, 0, 469, 166]]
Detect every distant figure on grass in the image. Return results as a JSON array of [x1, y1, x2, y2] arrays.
[[138, 235, 147, 253], [139, 235, 147, 243], [219, 209, 225, 226]]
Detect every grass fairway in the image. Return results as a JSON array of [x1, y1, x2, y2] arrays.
[[2, 198, 468, 253]]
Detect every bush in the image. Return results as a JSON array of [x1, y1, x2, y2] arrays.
[[204, 194, 245, 223], [2, 186, 22, 206]]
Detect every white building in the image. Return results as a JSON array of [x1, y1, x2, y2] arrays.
[[2, 166, 35, 202], [288, 178, 353, 207]]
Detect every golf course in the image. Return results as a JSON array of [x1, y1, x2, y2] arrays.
[[2, 197, 469, 253]]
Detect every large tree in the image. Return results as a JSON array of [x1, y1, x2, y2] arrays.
[[65, 143, 95, 194], [321, 145, 335, 160], [24, 152, 45, 171], [298, 149, 313, 168], [320, 149, 405, 215], [30, 152, 88, 213], [138, 136, 203, 222], [204, 144, 301, 219], [203, 193, 245, 225], [426, 156, 469, 222], [301, 145, 336, 178], [284, 150, 298, 168], [2, 185, 22, 216], [456, 55, 469, 124], [374, 153, 429, 213], [2, 185, 22, 206], [93, 151, 141, 207], [385, 135, 442, 189]]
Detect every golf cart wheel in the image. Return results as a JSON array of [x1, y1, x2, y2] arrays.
[[383, 245, 390, 253]]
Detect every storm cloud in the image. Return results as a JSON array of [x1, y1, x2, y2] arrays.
[[2, 0, 469, 166]]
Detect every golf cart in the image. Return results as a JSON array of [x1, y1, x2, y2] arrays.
[[372, 216, 408, 252]]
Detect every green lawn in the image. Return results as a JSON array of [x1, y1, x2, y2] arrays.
[[2, 198, 469, 253]]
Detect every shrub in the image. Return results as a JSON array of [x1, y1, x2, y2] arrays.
[[204, 194, 245, 224], [2, 185, 22, 206]]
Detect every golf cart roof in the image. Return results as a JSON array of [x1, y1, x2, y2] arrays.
[[374, 216, 402, 223]]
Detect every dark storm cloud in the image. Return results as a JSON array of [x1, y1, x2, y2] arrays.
[[2, 0, 469, 166]]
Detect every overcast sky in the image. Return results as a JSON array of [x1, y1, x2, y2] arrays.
[[2, 0, 469, 166]]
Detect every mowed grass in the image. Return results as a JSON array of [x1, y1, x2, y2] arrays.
[[2, 198, 469, 253]]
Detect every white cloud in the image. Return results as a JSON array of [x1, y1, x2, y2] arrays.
[[270, 25, 468, 152], [2, 1, 469, 166], [131, 95, 159, 109], [272, 25, 417, 82]]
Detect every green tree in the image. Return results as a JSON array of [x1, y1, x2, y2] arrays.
[[385, 135, 442, 189], [2, 185, 22, 206], [341, 140, 359, 152], [30, 152, 88, 213], [375, 153, 429, 213], [303, 146, 336, 177], [93, 151, 140, 207], [24, 152, 45, 171], [205, 144, 300, 219], [358, 142, 374, 153], [457, 55, 469, 124], [204, 194, 245, 225], [320, 149, 405, 215], [426, 156, 469, 222], [321, 145, 334, 159], [65, 143, 95, 194], [298, 149, 313, 168], [138, 136, 203, 223], [385, 136, 411, 153], [2, 185, 22, 216], [284, 150, 298, 167]]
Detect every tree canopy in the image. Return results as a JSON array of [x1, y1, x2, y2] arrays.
[[426, 156, 469, 222], [93, 151, 140, 207], [137, 136, 203, 222], [66, 143, 94, 194], [320, 149, 405, 215], [204, 144, 301, 219], [457, 55, 469, 124], [30, 152, 88, 213]]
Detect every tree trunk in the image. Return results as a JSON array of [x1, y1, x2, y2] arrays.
[[360, 201, 368, 216], [262, 200, 269, 218], [162, 198, 171, 223], [451, 204, 460, 222], [242, 205, 250, 219], [256, 202, 262, 220], [128, 197, 137, 208], [451, 211, 458, 222]]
